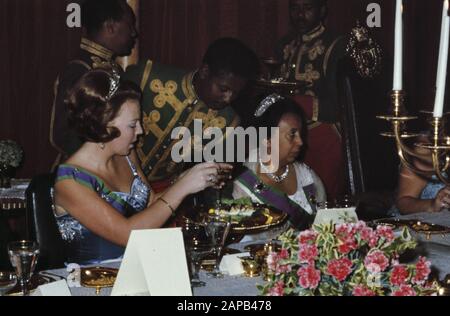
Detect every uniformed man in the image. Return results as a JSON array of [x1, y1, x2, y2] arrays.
[[50, 0, 138, 162], [276, 0, 347, 200], [124, 38, 259, 192]]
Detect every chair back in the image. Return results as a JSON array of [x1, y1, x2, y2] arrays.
[[337, 57, 399, 196], [337, 57, 365, 196], [26, 173, 66, 270]]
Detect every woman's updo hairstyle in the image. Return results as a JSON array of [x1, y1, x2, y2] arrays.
[[66, 69, 142, 143]]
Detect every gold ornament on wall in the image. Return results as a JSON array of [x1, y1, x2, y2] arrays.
[[346, 21, 383, 79]]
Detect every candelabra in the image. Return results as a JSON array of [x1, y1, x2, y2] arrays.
[[378, 90, 450, 185]]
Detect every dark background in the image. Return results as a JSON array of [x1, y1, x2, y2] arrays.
[[0, 0, 446, 191]]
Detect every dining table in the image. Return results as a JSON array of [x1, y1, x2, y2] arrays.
[[36, 211, 450, 296]]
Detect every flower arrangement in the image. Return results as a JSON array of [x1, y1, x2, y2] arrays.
[[0, 140, 23, 169], [259, 221, 438, 296]]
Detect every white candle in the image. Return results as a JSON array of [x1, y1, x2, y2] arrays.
[[434, 0, 450, 118], [393, 0, 403, 91]]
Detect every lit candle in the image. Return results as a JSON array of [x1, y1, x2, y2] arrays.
[[393, 0, 403, 91], [434, 0, 450, 118]]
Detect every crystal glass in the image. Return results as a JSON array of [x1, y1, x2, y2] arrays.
[[204, 216, 231, 278], [186, 244, 214, 287], [8, 241, 40, 296], [181, 220, 213, 287], [0, 271, 17, 296]]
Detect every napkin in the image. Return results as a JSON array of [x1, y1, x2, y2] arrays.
[[219, 252, 250, 276], [31, 280, 72, 296]]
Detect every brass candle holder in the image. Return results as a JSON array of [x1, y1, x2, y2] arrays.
[[378, 90, 450, 184]]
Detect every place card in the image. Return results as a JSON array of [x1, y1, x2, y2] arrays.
[[111, 228, 192, 296], [31, 280, 72, 296], [313, 207, 358, 226]]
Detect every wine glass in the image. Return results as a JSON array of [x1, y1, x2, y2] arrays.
[[186, 243, 214, 287], [8, 241, 40, 296], [204, 216, 231, 278], [0, 271, 17, 296], [180, 219, 214, 287]]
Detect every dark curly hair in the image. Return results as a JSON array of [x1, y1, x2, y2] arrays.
[[202, 37, 260, 80], [81, 0, 130, 36], [66, 69, 142, 143]]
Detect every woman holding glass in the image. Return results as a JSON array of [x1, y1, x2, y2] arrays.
[[53, 70, 231, 265], [233, 94, 326, 233]]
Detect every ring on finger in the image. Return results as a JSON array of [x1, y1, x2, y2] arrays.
[[208, 174, 217, 183]]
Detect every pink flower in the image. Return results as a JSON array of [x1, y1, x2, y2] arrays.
[[336, 223, 357, 239], [297, 265, 321, 289], [298, 244, 319, 263], [279, 248, 289, 260], [392, 284, 417, 296], [268, 281, 285, 296], [354, 221, 368, 232], [326, 258, 353, 282], [360, 227, 379, 247], [337, 238, 358, 255], [376, 225, 395, 243], [412, 257, 431, 285], [276, 264, 292, 275], [267, 250, 292, 275], [352, 285, 376, 296], [364, 250, 389, 273], [298, 230, 318, 245], [390, 265, 409, 286], [267, 252, 279, 272]]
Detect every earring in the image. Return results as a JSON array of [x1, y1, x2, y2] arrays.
[[99, 143, 105, 150]]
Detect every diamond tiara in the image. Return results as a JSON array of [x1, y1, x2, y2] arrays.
[[254, 94, 284, 117]]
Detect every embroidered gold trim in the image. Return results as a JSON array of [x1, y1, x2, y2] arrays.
[[148, 100, 204, 179], [182, 71, 199, 104], [302, 24, 325, 43], [80, 38, 113, 60], [140, 60, 153, 91], [139, 81, 190, 168], [294, 45, 308, 81], [312, 97, 319, 122], [308, 121, 322, 130]]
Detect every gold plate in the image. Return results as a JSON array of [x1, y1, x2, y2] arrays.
[[80, 267, 118, 294], [186, 204, 288, 235], [375, 219, 450, 235], [230, 205, 288, 234]]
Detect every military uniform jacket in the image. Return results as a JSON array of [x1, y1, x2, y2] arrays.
[[124, 60, 240, 182], [277, 24, 347, 124]]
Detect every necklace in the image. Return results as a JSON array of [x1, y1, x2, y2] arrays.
[[260, 163, 290, 183]]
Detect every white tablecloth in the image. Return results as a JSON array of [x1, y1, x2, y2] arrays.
[[42, 211, 450, 296]]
